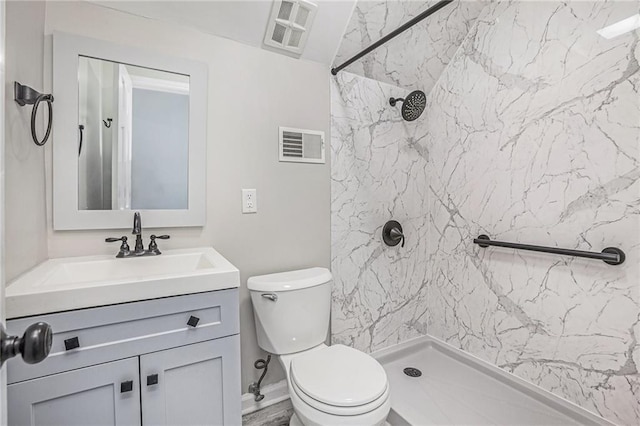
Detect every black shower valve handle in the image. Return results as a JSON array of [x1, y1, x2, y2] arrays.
[[382, 220, 405, 248], [390, 228, 405, 248]]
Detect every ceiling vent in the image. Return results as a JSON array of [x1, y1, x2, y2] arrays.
[[279, 127, 325, 164], [264, 0, 317, 56]]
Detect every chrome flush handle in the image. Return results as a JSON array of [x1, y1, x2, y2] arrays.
[[261, 293, 278, 302]]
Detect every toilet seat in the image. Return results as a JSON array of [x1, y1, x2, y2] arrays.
[[291, 375, 390, 416], [290, 344, 389, 416]]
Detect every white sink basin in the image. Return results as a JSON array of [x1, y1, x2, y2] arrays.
[[6, 247, 239, 318], [42, 252, 215, 288]]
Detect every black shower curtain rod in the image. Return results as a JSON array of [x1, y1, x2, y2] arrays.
[[331, 0, 455, 76]]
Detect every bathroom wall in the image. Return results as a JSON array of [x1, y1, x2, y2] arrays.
[[332, 0, 639, 424], [6, 1, 331, 392], [331, 72, 430, 351], [0, 1, 7, 420], [333, 0, 485, 93], [422, 2, 639, 424], [4, 1, 48, 283], [331, 0, 483, 359]]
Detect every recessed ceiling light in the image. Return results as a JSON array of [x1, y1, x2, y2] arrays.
[[596, 14, 640, 39]]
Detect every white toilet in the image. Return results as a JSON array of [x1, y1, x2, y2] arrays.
[[248, 267, 391, 426]]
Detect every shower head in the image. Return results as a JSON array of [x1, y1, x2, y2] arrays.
[[389, 90, 426, 121]]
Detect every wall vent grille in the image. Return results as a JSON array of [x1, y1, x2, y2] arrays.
[[279, 127, 325, 164], [264, 0, 318, 56]]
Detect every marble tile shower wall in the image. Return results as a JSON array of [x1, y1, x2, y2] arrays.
[[423, 1, 639, 424], [331, 72, 430, 351], [333, 0, 485, 92], [331, 0, 639, 424]]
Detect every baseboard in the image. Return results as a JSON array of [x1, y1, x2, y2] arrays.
[[241, 379, 290, 416]]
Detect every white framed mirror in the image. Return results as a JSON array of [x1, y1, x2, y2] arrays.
[[52, 32, 207, 230]]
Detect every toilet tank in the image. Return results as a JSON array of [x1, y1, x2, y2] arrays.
[[248, 268, 332, 354]]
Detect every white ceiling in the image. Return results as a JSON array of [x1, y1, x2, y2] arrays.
[[89, 0, 357, 65]]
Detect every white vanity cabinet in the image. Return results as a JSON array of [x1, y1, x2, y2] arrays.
[[140, 338, 238, 425], [8, 357, 142, 426], [6, 288, 241, 426]]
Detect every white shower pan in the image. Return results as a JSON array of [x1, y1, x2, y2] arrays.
[[373, 336, 612, 426]]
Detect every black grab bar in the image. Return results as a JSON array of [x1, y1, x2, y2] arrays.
[[473, 235, 625, 265]]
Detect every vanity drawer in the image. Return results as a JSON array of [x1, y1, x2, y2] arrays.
[[7, 288, 239, 384]]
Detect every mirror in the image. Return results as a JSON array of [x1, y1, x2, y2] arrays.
[[53, 32, 207, 230], [78, 57, 189, 211]]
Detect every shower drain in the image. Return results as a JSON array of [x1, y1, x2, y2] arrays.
[[403, 367, 422, 377]]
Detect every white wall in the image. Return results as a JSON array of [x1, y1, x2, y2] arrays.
[[6, 0, 331, 392], [4, 1, 48, 283], [0, 0, 7, 421]]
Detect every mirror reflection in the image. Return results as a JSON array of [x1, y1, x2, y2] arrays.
[[78, 57, 189, 210]]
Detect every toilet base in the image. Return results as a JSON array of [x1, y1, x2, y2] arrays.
[[290, 413, 303, 426]]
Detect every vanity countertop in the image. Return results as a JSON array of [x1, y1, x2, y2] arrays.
[[6, 247, 239, 319]]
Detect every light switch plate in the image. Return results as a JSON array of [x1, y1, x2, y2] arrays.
[[242, 189, 257, 213]]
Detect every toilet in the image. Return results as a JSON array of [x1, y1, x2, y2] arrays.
[[248, 268, 391, 426]]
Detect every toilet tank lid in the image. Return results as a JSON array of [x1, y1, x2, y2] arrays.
[[247, 267, 332, 292]]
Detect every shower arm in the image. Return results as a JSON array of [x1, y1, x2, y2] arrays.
[[331, 0, 454, 75]]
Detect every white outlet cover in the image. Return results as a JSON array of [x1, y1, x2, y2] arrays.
[[242, 189, 257, 213]]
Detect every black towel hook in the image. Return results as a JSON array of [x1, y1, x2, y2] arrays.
[[14, 82, 54, 146]]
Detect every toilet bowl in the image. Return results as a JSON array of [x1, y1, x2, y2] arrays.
[[248, 268, 391, 426]]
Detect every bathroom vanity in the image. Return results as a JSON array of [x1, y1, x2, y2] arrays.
[[5, 247, 241, 426]]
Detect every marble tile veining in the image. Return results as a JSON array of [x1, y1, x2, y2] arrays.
[[331, 71, 431, 353], [331, 1, 640, 425], [421, 2, 640, 424], [333, 0, 485, 92]]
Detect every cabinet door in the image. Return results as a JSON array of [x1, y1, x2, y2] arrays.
[[140, 336, 241, 426], [8, 357, 141, 426]]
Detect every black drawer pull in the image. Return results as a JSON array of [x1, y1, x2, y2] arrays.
[[120, 380, 133, 393], [187, 315, 200, 327], [64, 337, 80, 351], [147, 374, 159, 386]]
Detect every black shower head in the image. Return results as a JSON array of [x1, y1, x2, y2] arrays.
[[389, 90, 426, 121]]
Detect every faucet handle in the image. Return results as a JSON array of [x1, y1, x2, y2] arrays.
[[105, 236, 127, 243], [148, 235, 170, 255], [105, 236, 130, 258]]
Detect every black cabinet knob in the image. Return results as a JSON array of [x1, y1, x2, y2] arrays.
[[120, 380, 133, 393], [0, 322, 53, 367], [64, 336, 80, 351], [147, 374, 159, 386], [187, 316, 200, 328]]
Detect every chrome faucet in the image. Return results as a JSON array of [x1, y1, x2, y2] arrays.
[[105, 212, 171, 258], [132, 211, 145, 255]]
